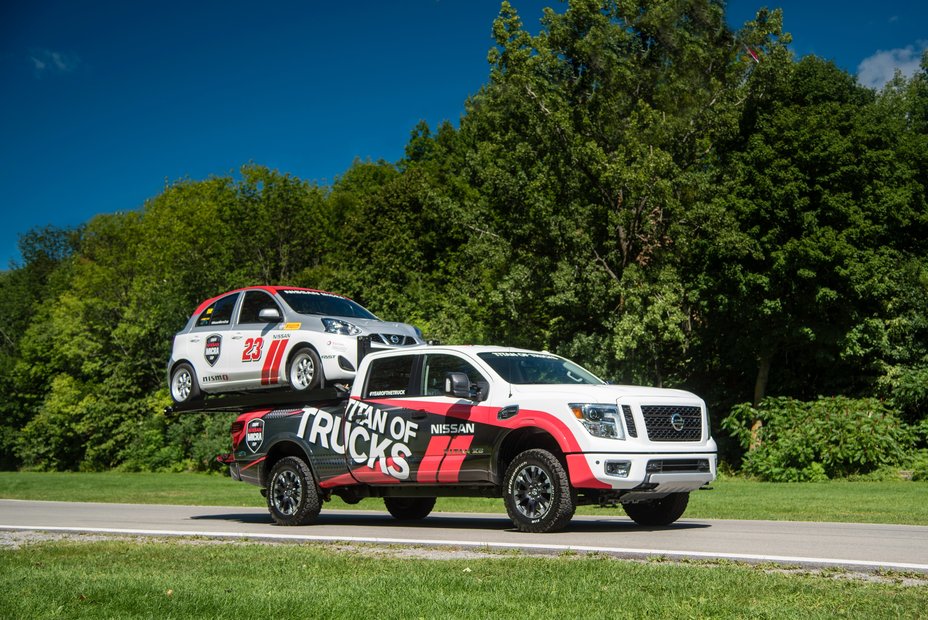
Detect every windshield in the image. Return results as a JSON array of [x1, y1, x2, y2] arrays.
[[279, 290, 378, 320], [478, 351, 604, 385]]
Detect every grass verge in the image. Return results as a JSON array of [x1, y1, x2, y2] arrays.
[[0, 537, 925, 619], [1, 471, 927, 525]]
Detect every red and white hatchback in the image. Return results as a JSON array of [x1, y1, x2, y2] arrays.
[[167, 286, 423, 403]]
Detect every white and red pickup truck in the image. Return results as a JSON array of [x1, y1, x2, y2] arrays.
[[214, 344, 717, 532]]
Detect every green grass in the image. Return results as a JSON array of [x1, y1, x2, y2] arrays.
[[2, 471, 927, 525], [1, 538, 925, 619], [0, 471, 262, 507]]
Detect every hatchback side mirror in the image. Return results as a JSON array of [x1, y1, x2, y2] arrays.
[[258, 307, 281, 322]]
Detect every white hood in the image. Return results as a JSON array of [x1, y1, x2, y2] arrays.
[[508, 383, 701, 403]]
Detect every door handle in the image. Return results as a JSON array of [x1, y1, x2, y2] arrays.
[[190, 337, 201, 343], [231, 335, 243, 340], [412, 411, 428, 420], [498, 405, 519, 420]]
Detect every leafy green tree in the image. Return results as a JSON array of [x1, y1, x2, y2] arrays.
[[0, 226, 80, 467], [441, 0, 786, 384], [695, 55, 926, 409], [871, 53, 928, 422]]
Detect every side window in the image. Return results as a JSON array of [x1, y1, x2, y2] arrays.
[[364, 355, 415, 398], [238, 291, 280, 325], [421, 354, 487, 397], [195, 293, 240, 327]]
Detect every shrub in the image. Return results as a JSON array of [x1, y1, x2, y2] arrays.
[[722, 396, 915, 481], [908, 450, 928, 481], [879, 365, 928, 423], [120, 408, 235, 473]]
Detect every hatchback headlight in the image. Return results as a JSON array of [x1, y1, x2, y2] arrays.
[[568, 403, 625, 440], [322, 318, 361, 336]]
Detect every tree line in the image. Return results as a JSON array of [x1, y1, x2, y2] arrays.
[[1, 0, 926, 476]]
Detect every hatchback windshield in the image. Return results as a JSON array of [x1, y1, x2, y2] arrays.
[[478, 351, 604, 385], [279, 290, 378, 320]]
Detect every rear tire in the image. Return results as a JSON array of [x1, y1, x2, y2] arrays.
[[503, 449, 576, 533], [288, 346, 323, 391], [266, 456, 321, 526], [623, 492, 689, 526], [384, 497, 436, 521], [170, 362, 201, 404]]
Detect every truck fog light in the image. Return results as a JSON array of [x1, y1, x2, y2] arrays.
[[605, 460, 631, 478]]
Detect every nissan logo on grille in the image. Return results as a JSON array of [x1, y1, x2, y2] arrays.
[[641, 405, 702, 441], [389, 334, 400, 344]]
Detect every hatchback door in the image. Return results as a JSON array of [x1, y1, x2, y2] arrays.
[[184, 292, 240, 391], [222, 289, 288, 388]]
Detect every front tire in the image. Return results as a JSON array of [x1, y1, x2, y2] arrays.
[[384, 497, 436, 521], [288, 347, 323, 391], [623, 492, 689, 526], [266, 456, 321, 526], [170, 363, 201, 404], [503, 449, 576, 533]]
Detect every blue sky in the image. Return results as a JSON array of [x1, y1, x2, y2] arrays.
[[2, 1, 926, 269]]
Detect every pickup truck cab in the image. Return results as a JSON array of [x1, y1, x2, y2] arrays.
[[226, 345, 717, 532]]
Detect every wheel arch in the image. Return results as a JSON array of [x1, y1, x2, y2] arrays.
[[168, 358, 194, 378], [261, 438, 315, 488], [286, 341, 321, 366], [496, 427, 565, 483]]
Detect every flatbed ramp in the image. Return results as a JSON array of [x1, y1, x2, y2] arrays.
[[164, 387, 348, 415]]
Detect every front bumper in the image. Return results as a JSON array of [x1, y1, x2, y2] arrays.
[[567, 451, 717, 494]]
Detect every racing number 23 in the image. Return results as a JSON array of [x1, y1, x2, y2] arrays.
[[242, 337, 264, 362]]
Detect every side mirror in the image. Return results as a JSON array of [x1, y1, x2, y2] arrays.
[[444, 372, 472, 399], [258, 307, 282, 322]]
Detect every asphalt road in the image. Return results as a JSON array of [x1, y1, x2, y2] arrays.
[[2, 499, 927, 573]]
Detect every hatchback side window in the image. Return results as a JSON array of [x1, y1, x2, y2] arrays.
[[364, 355, 415, 398], [195, 293, 240, 327], [421, 354, 488, 397], [238, 291, 281, 325]]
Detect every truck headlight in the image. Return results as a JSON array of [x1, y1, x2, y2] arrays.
[[568, 403, 625, 440], [322, 318, 361, 336]]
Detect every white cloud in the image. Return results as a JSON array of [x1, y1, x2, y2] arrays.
[[857, 41, 928, 89], [29, 48, 80, 77]]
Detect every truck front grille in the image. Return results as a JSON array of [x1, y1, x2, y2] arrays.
[[641, 405, 702, 441]]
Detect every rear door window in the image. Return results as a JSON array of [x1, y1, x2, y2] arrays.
[[195, 293, 240, 328], [363, 355, 416, 398]]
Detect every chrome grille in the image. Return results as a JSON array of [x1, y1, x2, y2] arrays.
[[641, 405, 702, 441]]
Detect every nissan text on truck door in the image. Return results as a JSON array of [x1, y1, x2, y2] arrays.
[[219, 345, 717, 533]]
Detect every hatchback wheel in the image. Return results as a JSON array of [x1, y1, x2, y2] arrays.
[[288, 347, 323, 390], [170, 363, 201, 404]]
